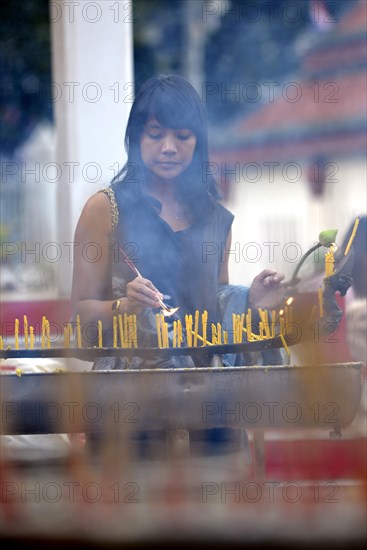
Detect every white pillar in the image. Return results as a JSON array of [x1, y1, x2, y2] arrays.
[[49, 0, 134, 296]]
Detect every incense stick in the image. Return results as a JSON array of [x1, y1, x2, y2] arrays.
[[119, 246, 179, 316]]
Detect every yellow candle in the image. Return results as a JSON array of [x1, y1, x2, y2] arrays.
[[344, 217, 360, 256], [242, 326, 261, 341], [271, 310, 276, 338], [64, 325, 70, 349], [284, 306, 290, 330], [286, 297, 294, 325], [113, 315, 118, 348], [217, 322, 222, 344], [259, 309, 270, 339], [318, 287, 324, 318], [280, 333, 290, 356], [132, 314, 137, 348], [193, 310, 199, 347], [0, 336, 3, 350], [98, 320, 103, 348], [324, 248, 335, 278], [173, 320, 177, 348], [232, 313, 237, 344], [14, 318, 19, 350], [202, 310, 208, 346], [185, 314, 193, 347], [279, 315, 285, 335], [41, 316, 46, 349], [223, 330, 228, 344], [123, 313, 129, 347], [30, 326, 35, 349], [118, 314, 124, 347], [246, 309, 252, 341], [211, 323, 217, 345], [189, 331, 214, 346], [236, 314, 241, 344], [163, 319, 169, 348], [177, 319, 183, 347], [46, 319, 51, 349], [126, 314, 132, 348], [76, 314, 82, 348], [156, 313, 162, 349], [24, 315, 29, 349], [240, 313, 245, 344]]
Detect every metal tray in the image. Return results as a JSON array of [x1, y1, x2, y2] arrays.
[[0, 362, 363, 434]]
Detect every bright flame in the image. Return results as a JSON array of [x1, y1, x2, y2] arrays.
[[162, 307, 179, 318]]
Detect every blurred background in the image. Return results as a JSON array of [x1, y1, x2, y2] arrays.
[[1, 0, 366, 298]]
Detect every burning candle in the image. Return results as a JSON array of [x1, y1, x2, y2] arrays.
[[284, 306, 290, 329], [14, 319, 19, 350], [286, 297, 294, 324], [344, 217, 359, 256], [279, 310, 285, 335]]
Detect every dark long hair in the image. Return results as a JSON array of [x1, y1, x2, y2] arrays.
[[111, 74, 220, 221]]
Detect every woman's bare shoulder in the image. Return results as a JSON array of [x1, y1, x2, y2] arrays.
[[77, 191, 112, 233]]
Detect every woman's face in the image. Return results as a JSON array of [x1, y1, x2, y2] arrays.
[[140, 119, 197, 182]]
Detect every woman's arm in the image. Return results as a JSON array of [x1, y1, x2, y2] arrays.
[[71, 192, 162, 338]]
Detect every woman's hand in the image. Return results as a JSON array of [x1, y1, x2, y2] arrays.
[[126, 276, 163, 314], [248, 269, 290, 310]]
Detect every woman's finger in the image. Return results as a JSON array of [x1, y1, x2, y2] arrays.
[[127, 278, 162, 307]]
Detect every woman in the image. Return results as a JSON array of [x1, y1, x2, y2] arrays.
[[71, 74, 286, 370]]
